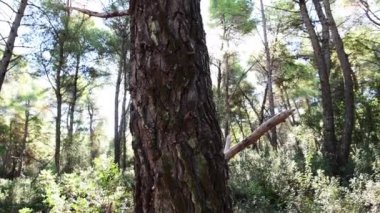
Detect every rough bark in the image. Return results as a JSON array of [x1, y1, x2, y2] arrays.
[[299, 0, 337, 172], [129, 0, 232, 211], [323, 0, 355, 168], [0, 0, 28, 92], [260, 0, 277, 148]]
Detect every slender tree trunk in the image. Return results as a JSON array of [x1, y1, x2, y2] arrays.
[[313, 0, 331, 75], [87, 99, 98, 163], [260, 83, 269, 124], [260, 0, 277, 148], [323, 0, 355, 169], [114, 37, 129, 167], [0, 0, 28, 92], [120, 55, 129, 170], [114, 53, 123, 166], [216, 59, 222, 122], [221, 18, 231, 142], [17, 102, 30, 177], [280, 87, 296, 125], [54, 38, 65, 175], [299, 0, 337, 172], [129, 0, 232, 211], [223, 53, 231, 140], [65, 54, 80, 172]]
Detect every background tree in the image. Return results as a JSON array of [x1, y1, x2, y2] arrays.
[[298, 0, 355, 174], [105, 0, 131, 168], [0, 0, 28, 92], [209, 0, 255, 142]]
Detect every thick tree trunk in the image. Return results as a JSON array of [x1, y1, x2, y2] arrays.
[[260, 0, 277, 148], [0, 0, 28, 92], [129, 0, 232, 211], [323, 0, 355, 169], [299, 0, 337, 172]]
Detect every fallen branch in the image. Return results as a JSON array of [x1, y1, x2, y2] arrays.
[[67, 6, 129, 18], [224, 109, 294, 160]]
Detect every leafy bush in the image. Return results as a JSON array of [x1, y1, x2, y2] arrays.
[[229, 144, 380, 212], [0, 156, 133, 212]]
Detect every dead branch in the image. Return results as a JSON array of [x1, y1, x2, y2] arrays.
[[67, 6, 129, 18], [224, 109, 294, 160]]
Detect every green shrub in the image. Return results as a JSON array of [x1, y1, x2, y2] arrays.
[[229, 144, 380, 212], [0, 156, 133, 212]]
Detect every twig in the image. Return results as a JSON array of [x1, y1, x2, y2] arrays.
[[0, 0, 17, 13]]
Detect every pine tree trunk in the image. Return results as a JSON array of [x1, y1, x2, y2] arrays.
[[114, 51, 123, 166], [260, 0, 277, 147], [87, 99, 98, 163], [54, 38, 65, 175], [323, 0, 355, 169], [299, 0, 338, 172], [120, 57, 129, 171], [18, 104, 30, 177], [65, 54, 80, 172], [223, 53, 231, 140], [0, 0, 28, 92], [129, 0, 232, 211]]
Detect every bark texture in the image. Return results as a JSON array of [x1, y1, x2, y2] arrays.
[[0, 0, 28, 92], [129, 0, 232, 212]]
